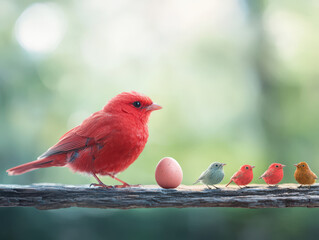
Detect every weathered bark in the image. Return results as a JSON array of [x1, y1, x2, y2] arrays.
[[0, 184, 318, 210]]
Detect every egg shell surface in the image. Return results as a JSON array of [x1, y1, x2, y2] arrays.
[[155, 157, 183, 189]]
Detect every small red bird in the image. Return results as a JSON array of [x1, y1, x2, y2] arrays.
[[259, 163, 285, 186], [225, 165, 255, 188], [7, 91, 162, 188]]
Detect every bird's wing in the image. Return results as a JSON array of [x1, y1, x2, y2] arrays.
[[38, 133, 96, 159], [312, 171, 318, 179], [193, 170, 208, 184], [231, 171, 243, 180], [259, 169, 272, 179], [75, 111, 114, 140], [39, 111, 113, 159], [59, 125, 80, 140], [195, 169, 209, 183]]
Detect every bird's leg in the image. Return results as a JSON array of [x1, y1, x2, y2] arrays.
[[205, 185, 212, 189], [212, 185, 219, 189], [233, 181, 242, 189], [236, 183, 243, 189], [107, 174, 140, 188], [89, 153, 113, 188], [298, 184, 303, 188], [90, 173, 114, 189]]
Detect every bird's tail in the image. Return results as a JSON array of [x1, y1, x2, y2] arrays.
[[193, 180, 199, 185], [6, 155, 67, 176], [225, 179, 233, 187]]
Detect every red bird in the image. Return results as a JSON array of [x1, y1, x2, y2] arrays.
[[259, 163, 285, 186], [7, 91, 162, 188], [225, 165, 255, 188]]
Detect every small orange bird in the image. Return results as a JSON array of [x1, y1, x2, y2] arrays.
[[294, 162, 317, 187], [259, 163, 285, 186], [225, 165, 255, 188]]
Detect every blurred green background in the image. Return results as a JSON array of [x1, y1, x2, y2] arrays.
[[1, 0, 319, 239]]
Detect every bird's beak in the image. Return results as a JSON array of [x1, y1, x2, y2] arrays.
[[146, 103, 162, 111], [282, 165, 286, 167], [251, 166, 255, 168], [222, 163, 226, 166], [293, 164, 297, 167]]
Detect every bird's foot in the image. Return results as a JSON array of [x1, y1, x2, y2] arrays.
[[213, 185, 220, 189], [298, 185, 304, 188], [90, 183, 114, 189]]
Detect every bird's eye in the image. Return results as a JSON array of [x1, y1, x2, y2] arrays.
[[215, 164, 218, 167], [276, 165, 278, 168], [246, 167, 249, 170], [302, 165, 305, 167], [133, 101, 141, 108]]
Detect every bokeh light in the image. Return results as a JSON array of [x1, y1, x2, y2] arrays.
[[15, 3, 66, 53]]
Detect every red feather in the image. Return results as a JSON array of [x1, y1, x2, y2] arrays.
[[7, 92, 162, 188], [225, 165, 255, 187], [259, 163, 285, 185]]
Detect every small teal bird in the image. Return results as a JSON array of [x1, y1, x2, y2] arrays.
[[194, 162, 226, 189]]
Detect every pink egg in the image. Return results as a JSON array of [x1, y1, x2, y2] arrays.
[[155, 157, 183, 189]]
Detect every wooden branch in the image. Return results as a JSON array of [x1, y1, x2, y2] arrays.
[[1, 184, 319, 210]]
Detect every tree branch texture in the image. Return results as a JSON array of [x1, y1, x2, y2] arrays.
[[0, 184, 318, 210]]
